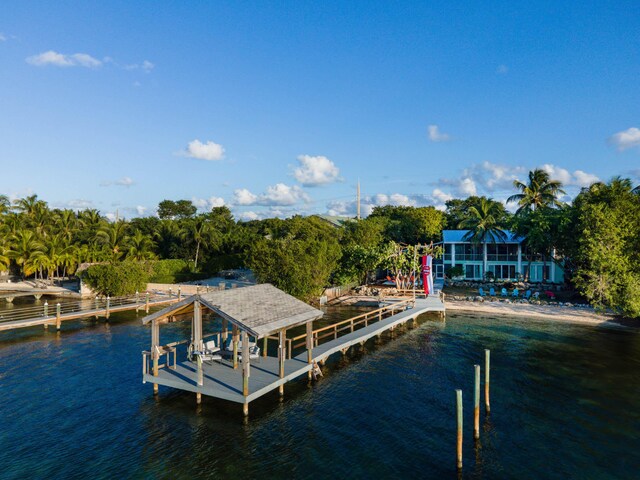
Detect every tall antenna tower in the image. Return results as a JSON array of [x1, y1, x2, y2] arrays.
[[356, 179, 361, 220]]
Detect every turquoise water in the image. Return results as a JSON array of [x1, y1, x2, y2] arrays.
[[0, 304, 639, 479]]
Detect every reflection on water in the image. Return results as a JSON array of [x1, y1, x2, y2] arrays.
[[0, 301, 639, 479]]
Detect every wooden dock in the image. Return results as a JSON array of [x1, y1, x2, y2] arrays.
[[0, 292, 181, 332], [142, 291, 446, 408]]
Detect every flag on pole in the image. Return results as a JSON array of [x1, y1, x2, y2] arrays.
[[422, 255, 434, 295]]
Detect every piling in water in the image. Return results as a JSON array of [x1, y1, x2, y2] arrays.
[[456, 389, 463, 470], [474, 364, 480, 440], [485, 349, 490, 414]]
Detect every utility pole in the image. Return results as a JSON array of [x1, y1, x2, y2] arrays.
[[356, 179, 361, 220]]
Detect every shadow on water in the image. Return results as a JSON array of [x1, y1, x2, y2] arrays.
[[0, 300, 639, 479]]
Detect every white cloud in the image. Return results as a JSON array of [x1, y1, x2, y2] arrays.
[[609, 127, 640, 151], [182, 139, 225, 161], [192, 196, 225, 211], [327, 192, 439, 217], [541, 164, 599, 187], [26, 50, 102, 68], [136, 205, 147, 216], [233, 183, 310, 207], [432, 188, 453, 204], [0, 33, 6, 42], [233, 188, 258, 206], [496, 64, 509, 74], [293, 155, 341, 186], [238, 211, 260, 221], [427, 124, 451, 142], [101, 176, 135, 187], [125, 60, 155, 72]]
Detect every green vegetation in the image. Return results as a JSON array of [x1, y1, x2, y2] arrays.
[[82, 261, 150, 296], [2, 170, 639, 317]]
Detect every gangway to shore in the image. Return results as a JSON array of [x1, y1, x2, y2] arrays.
[[0, 292, 181, 332]]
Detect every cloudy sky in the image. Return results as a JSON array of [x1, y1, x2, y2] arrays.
[[1, 1, 639, 220]]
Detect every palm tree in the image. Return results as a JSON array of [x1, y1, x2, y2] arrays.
[[185, 217, 214, 270], [127, 230, 157, 261], [96, 221, 130, 260], [459, 198, 508, 276], [507, 169, 566, 214], [0, 195, 10, 216], [8, 230, 45, 278], [0, 226, 10, 272]]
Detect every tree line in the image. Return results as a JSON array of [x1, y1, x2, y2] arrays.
[[1, 170, 638, 316]]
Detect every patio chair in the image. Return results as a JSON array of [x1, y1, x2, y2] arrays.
[[525, 290, 532, 299], [501, 288, 508, 297], [478, 287, 486, 297], [512, 288, 519, 297], [489, 287, 496, 296], [221, 336, 261, 360]]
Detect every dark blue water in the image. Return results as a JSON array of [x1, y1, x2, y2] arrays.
[[0, 306, 639, 479]]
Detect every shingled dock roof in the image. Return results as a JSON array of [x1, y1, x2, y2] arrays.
[[141, 283, 323, 337]]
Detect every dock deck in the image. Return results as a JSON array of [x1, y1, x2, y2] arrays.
[[143, 295, 445, 405]]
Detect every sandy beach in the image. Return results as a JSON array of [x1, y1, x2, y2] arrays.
[[445, 299, 637, 329]]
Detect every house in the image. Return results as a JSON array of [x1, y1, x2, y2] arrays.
[[433, 230, 563, 283]]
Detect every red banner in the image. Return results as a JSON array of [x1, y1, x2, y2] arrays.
[[422, 255, 430, 295]]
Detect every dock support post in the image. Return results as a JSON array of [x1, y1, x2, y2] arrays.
[[243, 403, 249, 416], [152, 319, 160, 395], [456, 389, 463, 470], [485, 349, 490, 414], [145, 292, 149, 313], [278, 329, 285, 396], [56, 303, 61, 330], [106, 296, 110, 319], [196, 392, 201, 404], [474, 364, 480, 440], [193, 300, 203, 351], [232, 325, 239, 369], [242, 330, 250, 396], [306, 321, 313, 380], [178, 287, 181, 300], [263, 336, 268, 357], [43, 301, 49, 329], [197, 353, 203, 386], [221, 319, 228, 343], [135, 291, 139, 305]]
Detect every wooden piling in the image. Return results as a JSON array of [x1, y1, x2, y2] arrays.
[[485, 349, 490, 414], [232, 324, 239, 369], [474, 364, 480, 440], [145, 292, 149, 313], [242, 330, 250, 396], [196, 392, 202, 404], [278, 329, 285, 396], [197, 353, 203, 386], [263, 336, 268, 357], [243, 403, 249, 416], [106, 296, 110, 319], [306, 321, 313, 380], [456, 389, 463, 470], [56, 303, 61, 330]]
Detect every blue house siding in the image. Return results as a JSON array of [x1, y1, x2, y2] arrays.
[[435, 230, 564, 283]]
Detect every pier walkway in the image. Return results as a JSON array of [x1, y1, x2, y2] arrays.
[[0, 292, 180, 332], [142, 289, 445, 411]]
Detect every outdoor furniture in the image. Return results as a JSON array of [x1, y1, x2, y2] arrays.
[[478, 287, 486, 297], [221, 336, 261, 360], [501, 288, 508, 297], [512, 288, 519, 297], [532, 291, 540, 299], [154, 345, 177, 369], [489, 287, 496, 296], [525, 290, 532, 299]]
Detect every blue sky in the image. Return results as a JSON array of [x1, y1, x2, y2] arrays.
[[1, 1, 639, 220]]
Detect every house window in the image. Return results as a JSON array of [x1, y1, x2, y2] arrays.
[[465, 264, 482, 279], [492, 264, 516, 279]]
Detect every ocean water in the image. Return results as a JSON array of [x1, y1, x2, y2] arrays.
[[0, 303, 638, 479]]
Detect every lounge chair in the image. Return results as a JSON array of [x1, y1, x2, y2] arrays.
[[192, 339, 222, 364], [525, 290, 532, 299], [489, 287, 496, 296], [478, 287, 486, 297], [221, 336, 261, 360], [512, 288, 519, 297], [501, 288, 508, 297]]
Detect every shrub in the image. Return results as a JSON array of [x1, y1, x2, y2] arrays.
[[445, 265, 464, 278], [149, 259, 191, 283], [83, 261, 151, 296]]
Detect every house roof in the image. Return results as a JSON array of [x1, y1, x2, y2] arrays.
[[442, 229, 524, 244], [141, 284, 323, 338]]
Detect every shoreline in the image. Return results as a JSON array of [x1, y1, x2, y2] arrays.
[[332, 295, 637, 330], [446, 299, 637, 329]]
